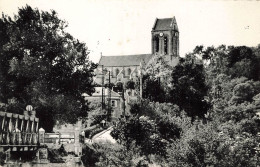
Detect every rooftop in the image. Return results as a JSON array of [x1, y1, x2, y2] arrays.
[[99, 54, 152, 67], [153, 17, 178, 31]]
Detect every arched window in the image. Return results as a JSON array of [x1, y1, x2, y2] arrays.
[[115, 68, 119, 76], [164, 36, 168, 54], [128, 68, 131, 75], [173, 35, 178, 56], [154, 36, 159, 53]]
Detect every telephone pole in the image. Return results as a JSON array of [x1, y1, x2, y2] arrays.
[[101, 65, 104, 112], [122, 85, 125, 116], [140, 62, 143, 100], [107, 71, 111, 122]]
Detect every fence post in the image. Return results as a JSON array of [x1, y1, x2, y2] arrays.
[[74, 127, 82, 156], [39, 128, 45, 144], [58, 132, 61, 144]]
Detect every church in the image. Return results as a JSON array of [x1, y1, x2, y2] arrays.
[[94, 16, 180, 85]]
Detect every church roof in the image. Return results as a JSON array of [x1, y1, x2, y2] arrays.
[[99, 54, 152, 67], [83, 87, 121, 97], [153, 17, 179, 31]]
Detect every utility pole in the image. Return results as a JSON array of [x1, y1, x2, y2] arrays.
[[107, 71, 111, 122], [122, 85, 125, 116], [101, 65, 104, 112], [140, 62, 143, 100]]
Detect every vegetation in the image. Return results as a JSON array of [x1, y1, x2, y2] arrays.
[[0, 5, 96, 131], [170, 55, 209, 118], [83, 45, 260, 166], [139, 54, 173, 102], [125, 80, 135, 90], [1, 5, 260, 167], [0, 152, 5, 165]]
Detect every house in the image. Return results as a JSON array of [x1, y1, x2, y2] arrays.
[[83, 87, 124, 119]]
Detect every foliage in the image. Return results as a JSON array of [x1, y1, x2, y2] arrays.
[[0, 152, 5, 165], [81, 145, 100, 167], [104, 82, 115, 89], [227, 46, 259, 80], [125, 80, 135, 90], [94, 142, 152, 167], [48, 148, 65, 163], [101, 45, 260, 166], [111, 100, 185, 158], [136, 54, 173, 102], [194, 45, 260, 82], [170, 55, 210, 118], [166, 121, 259, 167], [82, 142, 149, 167], [87, 100, 105, 126], [145, 54, 173, 80], [142, 75, 167, 102], [0, 5, 96, 131]]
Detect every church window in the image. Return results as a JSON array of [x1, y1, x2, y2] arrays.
[[128, 68, 131, 75], [164, 36, 168, 54], [154, 36, 159, 53], [115, 68, 119, 76]]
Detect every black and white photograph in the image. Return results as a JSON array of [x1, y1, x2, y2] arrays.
[[0, 0, 260, 166]]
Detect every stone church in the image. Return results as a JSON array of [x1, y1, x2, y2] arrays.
[[94, 16, 179, 85]]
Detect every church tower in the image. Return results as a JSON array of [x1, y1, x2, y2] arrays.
[[151, 17, 179, 65]]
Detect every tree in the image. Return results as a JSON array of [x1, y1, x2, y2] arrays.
[[0, 5, 96, 131], [125, 80, 135, 90], [196, 45, 260, 82], [142, 75, 166, 102], [112, 100, 183, 158], [170, 55, 209, 118], [137, 54, 173, 102], [227, 46, 259, 80]]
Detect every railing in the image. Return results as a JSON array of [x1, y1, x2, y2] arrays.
[[0, 111, 39, 146], [42, 132, 75, 144]]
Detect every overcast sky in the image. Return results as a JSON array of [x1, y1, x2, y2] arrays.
[[1, 0, 260, 62]]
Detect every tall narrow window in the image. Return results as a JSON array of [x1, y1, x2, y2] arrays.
[[173, 35, 178, 56], [128, 68, 131, 75], [115, 68, 119, 76], [164, 36, 168, 54], [154, 36, 159, 53]]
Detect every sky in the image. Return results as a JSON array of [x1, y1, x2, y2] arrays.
[[1, 0, 260, 63]]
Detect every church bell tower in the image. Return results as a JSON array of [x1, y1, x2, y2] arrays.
[[151, 17, 179, 65]]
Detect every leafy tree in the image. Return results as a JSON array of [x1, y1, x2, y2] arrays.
[[196, 45, 260, 81], [111, 115, 167, 156], [137, 54, 173, 102], [104, 82, 115, 89], [230, 80, 260, 104], [113, 82, 123, 92], [112, 100, 183, 158], [142, 75, 166, 102], [82, 142, 146, 167], [170, 55, 209, 118], [90, 44, 260, 166], [167, 120, 258, 167], [227, 46, 259, 80], [0, 5, 96, 131], [125, 80, 135, 90]]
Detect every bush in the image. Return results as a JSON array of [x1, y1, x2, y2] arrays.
[[48, 148, 65, 163], [125, 80, 135, 90], [0, 152, 5, 165], [81, 145, 100, 167]]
